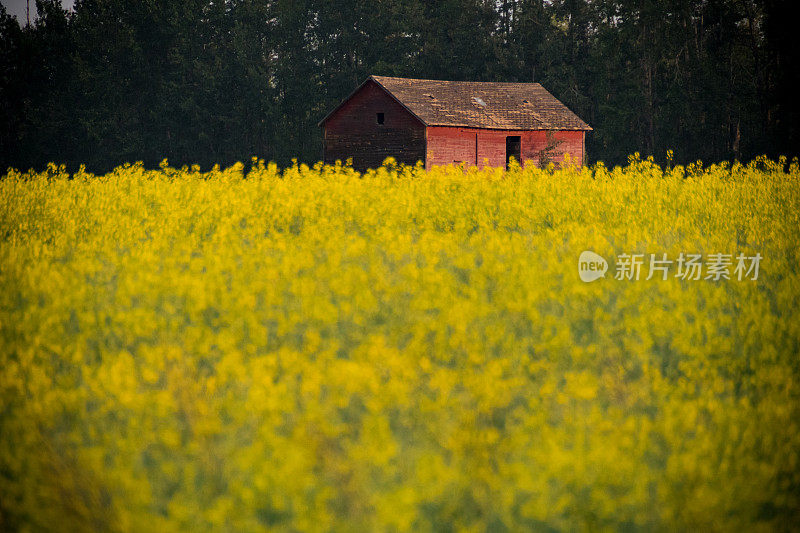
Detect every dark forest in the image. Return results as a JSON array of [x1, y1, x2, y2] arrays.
[[1, 0, 798, 172]]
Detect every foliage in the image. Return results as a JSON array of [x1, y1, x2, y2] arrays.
[[1, 157, 800, 531], [1, 0, 798, 171]]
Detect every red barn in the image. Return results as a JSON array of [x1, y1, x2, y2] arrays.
[[319, 75, 591, 171]]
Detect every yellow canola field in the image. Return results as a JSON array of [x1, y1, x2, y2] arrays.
[[1, 156, 799, 531]]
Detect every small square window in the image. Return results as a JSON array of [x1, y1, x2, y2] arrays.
[[376, 112, 385, 125]]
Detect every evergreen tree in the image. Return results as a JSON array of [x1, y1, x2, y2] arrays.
[[0, 0, 796, 171]]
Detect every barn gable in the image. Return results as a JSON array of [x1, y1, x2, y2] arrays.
[[320, 80, 426, 169]]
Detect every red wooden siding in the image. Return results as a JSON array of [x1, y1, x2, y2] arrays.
[[323, 81, 426, 170], [426, 127, 584, 169]]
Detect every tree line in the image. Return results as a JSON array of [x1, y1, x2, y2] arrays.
[[1, 0, 797, 172]]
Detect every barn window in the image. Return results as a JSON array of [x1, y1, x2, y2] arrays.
[[376, 112, 385, 125]]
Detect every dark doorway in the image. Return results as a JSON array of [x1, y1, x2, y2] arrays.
[[506, 136, 521, 169]]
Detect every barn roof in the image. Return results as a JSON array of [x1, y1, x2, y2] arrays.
[[319, 75, 592, 131]]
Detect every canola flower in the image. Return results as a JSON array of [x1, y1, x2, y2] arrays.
[[1, 155, 799, 531]]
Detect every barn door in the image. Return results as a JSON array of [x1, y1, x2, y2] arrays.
[[506, 136, 521, 169]]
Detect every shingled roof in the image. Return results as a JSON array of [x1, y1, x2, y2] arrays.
[[320, 75, 592, 131]]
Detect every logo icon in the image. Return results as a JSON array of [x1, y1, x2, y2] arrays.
[[578, 251, 608, 282]]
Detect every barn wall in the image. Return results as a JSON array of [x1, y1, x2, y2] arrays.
[[323, 81, 426, 170], [425, 127, 585, 168]]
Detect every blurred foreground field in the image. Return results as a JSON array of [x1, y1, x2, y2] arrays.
[[1, 157, 799, 531]]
